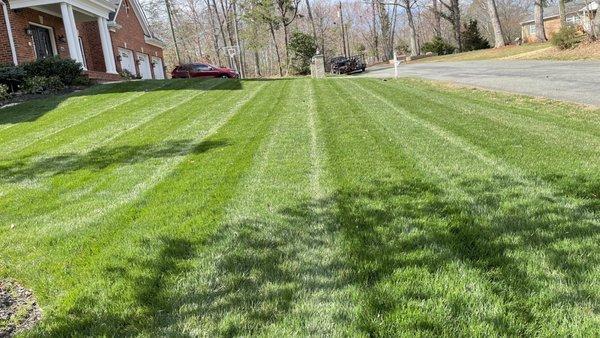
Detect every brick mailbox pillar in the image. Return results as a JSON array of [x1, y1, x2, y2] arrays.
[[311, 53, 325, 78]]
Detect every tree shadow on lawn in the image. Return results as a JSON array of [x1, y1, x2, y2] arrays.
[[0, 78, 244, 126], [323, 175, 599, 335], [38, 236, 197, 337], [38, 174, 599, 336], [0, 139, 229, 182], [158, 175, 599, 335]]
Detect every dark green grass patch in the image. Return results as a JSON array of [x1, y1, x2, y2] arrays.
[[0, 78, 598, 336]]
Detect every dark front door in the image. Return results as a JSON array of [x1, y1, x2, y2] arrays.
[[31, 26, 54, 59]]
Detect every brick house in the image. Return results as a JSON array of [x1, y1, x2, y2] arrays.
[[0, 0, 166, 81], [521, 1, 598, 43]]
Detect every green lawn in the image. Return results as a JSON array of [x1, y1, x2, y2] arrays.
[[1, 78, 599, 336]]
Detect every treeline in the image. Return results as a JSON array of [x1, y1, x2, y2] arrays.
[[140, 0, 543, 77]]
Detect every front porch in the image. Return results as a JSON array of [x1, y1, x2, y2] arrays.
[[8, 0, 118, 77]]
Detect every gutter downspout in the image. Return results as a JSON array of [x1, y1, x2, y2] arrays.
[[1, 0, 18, 65]]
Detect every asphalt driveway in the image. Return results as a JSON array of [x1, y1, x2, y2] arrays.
[[361, 60, 600, 106]]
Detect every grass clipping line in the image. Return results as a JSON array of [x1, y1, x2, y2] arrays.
[[0, 279, 41, 336]]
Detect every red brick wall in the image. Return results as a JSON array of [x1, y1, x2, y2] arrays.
[[1, 2, 163, 77], [0, 6, 106, 71], [0, 3, 13, 64], [78, 21, 105, 72], [110, 0, 164, 78], [0, 7, 71, 64], [522, 17, 562, 43]]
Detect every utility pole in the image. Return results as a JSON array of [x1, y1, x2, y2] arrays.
[[165, 0, 182, 65], [339, 1, 347, 57]]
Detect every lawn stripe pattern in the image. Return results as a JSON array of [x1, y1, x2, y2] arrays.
[[0, 78, 598, 336]]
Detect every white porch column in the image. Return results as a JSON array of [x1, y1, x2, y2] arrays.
[[60, 2, 79, 61], [67, 4, 85, 69], [97, 16, 117, 74]]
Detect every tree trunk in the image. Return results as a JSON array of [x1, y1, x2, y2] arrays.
[[205, 0, 223, 66], [403, 0, 419, 56], [486, 0, 506, 47], [269, 23, 283, 76], [559, 0, 566, 26], [232, 0, 244, 77], [390, 0, 399, 53], [534, 0, 547, 42], [432, 0, 442, 37], [211, 0, 229, 63], [441, 0, 462, 51], [305, 0, 318, 41], [377, 0, 393, 59], [254, 50, 261, 77], [371, 0, 380, 60], [283, 22, 290, 75], [452, 0, 462, 51]]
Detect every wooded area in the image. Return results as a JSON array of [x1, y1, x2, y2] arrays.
[[139, 0, 556, 76]]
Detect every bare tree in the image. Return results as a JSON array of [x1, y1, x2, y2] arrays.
[[274, 0, 301, 74], [376, 0, 393, 59], [305, 0, 318, 40], [439, 0, 462, 50], [399, 0, 420, 55], [486, 0, 505, 47], [533, 0, 547, 41], [432, 0, 442, 37], [558, 0, 566, 26]]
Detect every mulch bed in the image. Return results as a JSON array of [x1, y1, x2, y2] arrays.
[[0, 280, 41, 337]]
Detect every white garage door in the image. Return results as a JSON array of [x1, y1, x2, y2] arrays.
[[137, 53, 152, 80], [152, 57, 165, 79], [118, 48, 137, 76]]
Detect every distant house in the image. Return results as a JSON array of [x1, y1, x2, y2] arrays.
[[0, 0, 165, 81], [520, 0, 599, 43]]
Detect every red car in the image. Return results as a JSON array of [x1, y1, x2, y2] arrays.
[[171, 63, 239, 79]]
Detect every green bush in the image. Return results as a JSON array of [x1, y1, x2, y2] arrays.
[[551, 26, 582, 50], [45, 76, 65, 92], [22, 57, 83, 86], [422, 36, 456, 55], [0, 64, 26, 92], [23, 76, 48, 94], [0, 83, 10, 101], [395, 40, 411, 55], [23, 75, 64, 94], [119, 69, 135, 80], [289, 32, 317, 75], [461, 20, 490, 51]]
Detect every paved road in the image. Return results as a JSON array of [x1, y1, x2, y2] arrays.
[[361, 60, 600, 106]]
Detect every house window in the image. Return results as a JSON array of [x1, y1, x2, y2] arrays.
[[566, 15, 581, 25], [78, 37, 87, 69], [529, 24, 536, 35]]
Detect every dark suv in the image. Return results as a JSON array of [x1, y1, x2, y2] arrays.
[[172, 63, 239, 79]]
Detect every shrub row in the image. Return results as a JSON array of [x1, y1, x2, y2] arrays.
[[0, 57, 88, 100]]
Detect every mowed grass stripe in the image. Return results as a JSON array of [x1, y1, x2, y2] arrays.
[[0, 79, 223, 203], [0, 81, 157, 133], [33, 80, 291, 336], [14, 79, 220, 158], [313, 79, 468, 335], [411, 79, 600, 135], [345, 79, 600, 205], [0, 83, 168, 155], [330, 78, 600, 335], [0, 81, 169, 150], [366, 78, 600, 170], [165, 79, 354, 336], [0, 81, 268, 248], [0, 78, 598, 336]]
